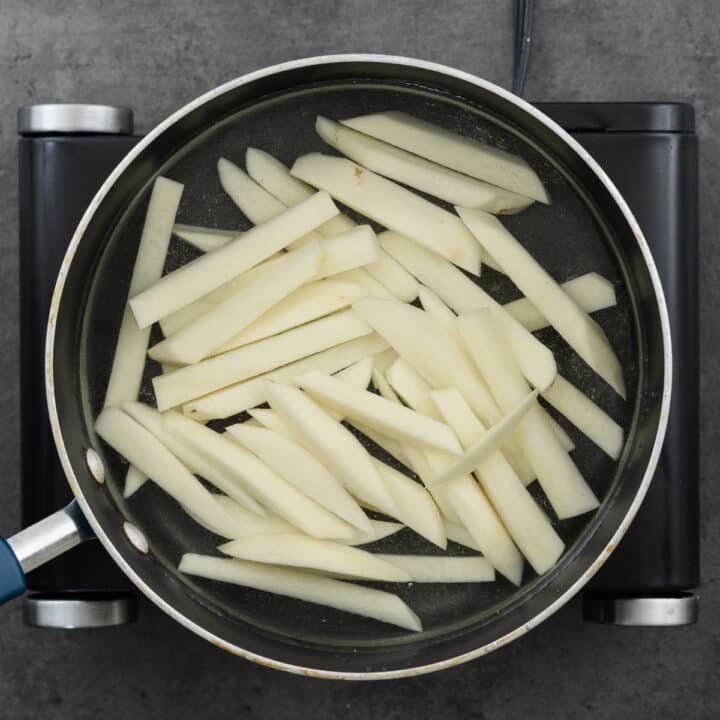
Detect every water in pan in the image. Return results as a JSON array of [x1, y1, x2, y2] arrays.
[[82, 81, 637, 648]]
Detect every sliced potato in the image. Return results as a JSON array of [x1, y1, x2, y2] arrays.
[[317, 115, 531, 213], [123, 465, 149, 499], [291, 153, 482, 274], [542, 375, 624, 459], [457, 309, 600, 519], [219, 534, 410, 582], [183, 334, 388, 421], [375, 555, 494, 583], [265, 382, 398, 515], [179, 554, 422, 632], [372, 348, 399, 374], [386, 357, 441, 420], [219, 156, 287, 221], [315, 225, 379, 277], [444, 521, 482, 551], [365, 240, 419, 302], [153, 309, 372, 411], [351, 421, 411, 468], [458, 207, 625, 398], [341, 111, 548, 204], [297, 370, 462, 454], [334, 356, 374, 390], [173, 224, 237, 252], [129, 190, 338, 328], [149, 242, 322, 365], [335, 268, 396, 300], [503, 272, 617, 332], [546, 412, 575, 452], [345, 520, 404, 546], [123, 402, 264, 515], [226, 424, 372, 533], [95, 408, 240, 538], [417, 284, 457, 328], [380, 231, 557, 391]]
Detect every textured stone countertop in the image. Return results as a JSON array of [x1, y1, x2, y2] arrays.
[[0, 2, 716, 718]]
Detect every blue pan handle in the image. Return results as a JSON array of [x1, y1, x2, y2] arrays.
[[0, 501, 94, 604]]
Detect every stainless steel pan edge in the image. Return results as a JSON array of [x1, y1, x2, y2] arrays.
[[44, 54, 672, 679]]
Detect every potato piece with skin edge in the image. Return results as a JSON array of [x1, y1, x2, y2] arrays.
[[149, 241, 322, 365], [265, 382, 398, 516], [291, 153, 482, 274], [297, 370, 462, 455], [542, 375, 624, 459], [173, 224, 237, 253], [154, 309, 373, 411], [341, 111, 549, 204], [379, 231, 557, 392], [129, 190, 338, 329], [219, 534, 411, 582], [123, 402, 264, 515], [432, 388, 566, 575], [95, 408, 241, 538], [503, 272, 617, 332], [179, 555, 422, 632], [182, 334, 389, 421], [458, 206, 625, 398], [457, 309, 600, 519], [374, 555, 495, 583], [316, 115, 532, 214], [226, 424, 372, 533]]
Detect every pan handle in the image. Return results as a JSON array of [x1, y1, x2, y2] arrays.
[[0, 501, 94, 604]]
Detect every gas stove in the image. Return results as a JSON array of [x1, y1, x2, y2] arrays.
[[16, 101, 699, 630]]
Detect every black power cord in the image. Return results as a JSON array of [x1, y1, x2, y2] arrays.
[[512, 0, 534, 97]]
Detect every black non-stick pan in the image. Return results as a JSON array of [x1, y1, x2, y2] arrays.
[[0, 55, 671, 678]]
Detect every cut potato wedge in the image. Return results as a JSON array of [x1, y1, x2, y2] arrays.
[[386, 357, 441, 420], [432, 388, 566, 575], [199, 496, 293, 537], [458, 207, 625, 397], [380, 231, 557, 391], [372, 348, 399, 374], [129, 191, 338, 328], [341, 111, 549, 204], [335, 268, 396, 300], [457, 310, 600, 519], [183, 333, 388, 421], [317, 115, 532, 214], [291, 153, 482, 274], [351, 421, 411, 468], [444, 521, 482, 551], [375, 555, 495, 583], [265, 382, 398, 515], [95, 408, 241, 538], [226, 424, 372, 533], [503, 272, 617, 332], [345, 520, 404, 546], [219, 534, 411, 582], [417, 284, 458, 328], [123, 465, 149, 499], [173, 224, 237, 253], [547, 413, 575, 452], [365, 238, 419, 302], [335, 356, 374, 390], [123, 402, 264, 515], [297, 370, 462, 455], [154, 309, 372, 410], [179, 554, 422, 632], [315, 225, 379, 277], [149, 241, 322, 365], [542, 375, 624, 459], [434, 389, 538, 485]]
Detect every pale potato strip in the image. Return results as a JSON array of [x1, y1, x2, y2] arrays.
[[546, 412, 575, 452], [365, 241, 419, 302], [173, 224, 237, 252], [179, 554, 422, 632], [444, 521, 482, 551], [335, 268, 396, 300], [375, 555, 495, 583], [386, 357, 442, 420], [372, 348, 400, 374]]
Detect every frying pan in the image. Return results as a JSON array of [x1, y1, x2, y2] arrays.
[[0, 55, 671, 678]]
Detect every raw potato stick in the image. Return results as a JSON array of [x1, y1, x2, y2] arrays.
[[341, 111, 549, 204], [123, 466, 148, 499], [129, 190, 338, 328], [123, 402, 264, 515], [173, 224, 237, 252], [95, 408, 240, 538], [372, 348, 400, 374], [458, 207, 625, 398], [297, 370, 462, 454], [291, 153, 482, 274], [182, 334, 388, 421], [149, 241, 322, 364], [386, 357, 442, 420], [226, 424, 372, 533], [444, 521, 482, 551], [153, 309, 373, 410], [457, 309, 600, 519], [265, 382, 398, 515], [316, 115, 532, 213], [547, 413, 575, 452], [503, 272, 617, 332], [365, 237, 419, 301], [352, 421, 411, 468], [314, 226, 379, 277], [542, 375, 624, 459], [178, 554, 422, 632], [219, 534, 411, 582], [375, 555, 495, 583], [432, 388, 566, 575], [380, 231, 557, 391], [336, 268, 396, 300]]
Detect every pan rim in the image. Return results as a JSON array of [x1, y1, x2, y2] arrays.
[[44, 52, 672, 680]]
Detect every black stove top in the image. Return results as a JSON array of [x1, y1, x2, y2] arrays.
[[16, 101, 699, 629]]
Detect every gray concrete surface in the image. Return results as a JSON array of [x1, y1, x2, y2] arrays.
[[0, 1, 717, 718]]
